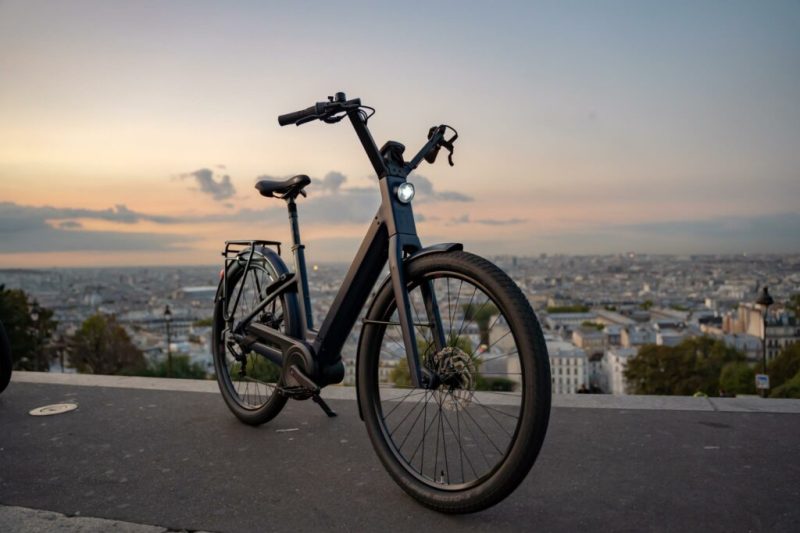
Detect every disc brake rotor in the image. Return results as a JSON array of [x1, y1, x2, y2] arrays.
[[431, 346, 476, 410]]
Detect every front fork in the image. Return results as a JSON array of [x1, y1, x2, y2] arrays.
[[388, 235, 447, 389]]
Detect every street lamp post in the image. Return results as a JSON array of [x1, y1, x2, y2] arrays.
[[756, 286, 774, 398], [164, 305, 173, 378], [30, 306, 40, 371]]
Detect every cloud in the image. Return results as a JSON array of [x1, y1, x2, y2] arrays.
[[0, 202, 180, 228], [318, 171, 347, 192], [58, 220, 82, 229], [474, 217, 526, 226], [607, 212, 800, 252], [408, 174, 473, 203], [0, 202, 195, 254], [525, 212, 800, 254], [444, 214, 526, 226], [0, 203, 194, 253], [180, 168, 235, 201]]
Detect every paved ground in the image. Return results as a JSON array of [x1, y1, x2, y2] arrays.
[[1, 375, 799, 532]]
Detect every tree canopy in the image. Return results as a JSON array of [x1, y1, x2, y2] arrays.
[[138, 354, 209, 380], [624, 336, 745, 396], [0, 285, 57, 371], [69, 313, 146, 375], [719, 361, 755, 395], [767, 342, 800, 390]]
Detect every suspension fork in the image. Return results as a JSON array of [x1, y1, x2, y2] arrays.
[[388, 235, 423, 388]]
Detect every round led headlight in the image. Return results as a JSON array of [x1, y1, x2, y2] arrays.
[[396, 182, 415, 204]]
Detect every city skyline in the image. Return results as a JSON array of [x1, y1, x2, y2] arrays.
[[1, 1, 799, 267]]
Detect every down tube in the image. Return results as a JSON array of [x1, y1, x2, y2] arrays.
[[312, 214, 389, 373]]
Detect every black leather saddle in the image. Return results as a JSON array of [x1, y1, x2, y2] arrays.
[[254, 174, 310, 199]]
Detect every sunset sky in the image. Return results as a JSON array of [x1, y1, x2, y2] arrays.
[[1, 1, 798, 267]]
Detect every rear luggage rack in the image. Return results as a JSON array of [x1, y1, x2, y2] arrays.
[[221, 240, 283, 321]]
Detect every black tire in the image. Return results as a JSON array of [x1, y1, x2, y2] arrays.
[[212, 249, 301, 425], [0, 320, 11, 394], [357, 251, 551, 513]]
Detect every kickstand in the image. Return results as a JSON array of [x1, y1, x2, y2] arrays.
[[312, 394, 337, 418]]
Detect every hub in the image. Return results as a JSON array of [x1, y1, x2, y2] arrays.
[[430, 346, 476, 410]]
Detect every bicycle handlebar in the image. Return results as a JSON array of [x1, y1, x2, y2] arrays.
[[278, 93, 362, 127], [278, 104, 325, 126]]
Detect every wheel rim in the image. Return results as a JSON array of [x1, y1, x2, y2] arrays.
[[370, 272, 526, 491], [217, 260, 285, 410]]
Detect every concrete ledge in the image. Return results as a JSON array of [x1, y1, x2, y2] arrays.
[[10, 371, 800, 413], [0, 504, 187, 533]]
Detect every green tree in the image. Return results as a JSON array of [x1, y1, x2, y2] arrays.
[[227, 354, 281, 383], [787, 294, 800, 317], [0, 285, 57, 371], [390, 357, 412, 388], [640, 300, 654, 310], [69, 314, 146, 375], [462, 302, 499, 345], [767, 342, 800, 390], [390, 333, 516, 391], [135, 354, 208, 379], [581, 321, 605, 331], [624, 337, 745, 396], [719, 361, 755, 395], [770, 370, 800, 398]]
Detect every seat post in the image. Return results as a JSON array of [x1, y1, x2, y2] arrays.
[[286, 198, 314, 331]]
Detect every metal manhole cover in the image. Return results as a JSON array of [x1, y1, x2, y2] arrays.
[[29, 403, 79, 416]]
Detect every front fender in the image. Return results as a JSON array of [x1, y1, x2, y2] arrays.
[[354, 242, 463, 420]]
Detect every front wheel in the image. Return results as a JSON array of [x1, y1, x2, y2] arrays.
[[357, 251, 551, 513]]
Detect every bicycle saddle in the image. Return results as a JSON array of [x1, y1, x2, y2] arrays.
[[255, 174, 310, 199]]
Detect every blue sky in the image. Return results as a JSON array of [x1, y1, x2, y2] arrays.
[[0, 1, 798, 266]]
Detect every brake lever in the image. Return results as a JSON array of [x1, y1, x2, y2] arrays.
[[321, 112, 347, 124], [440, 128, 458, 167], [424, 126, 442, 164]]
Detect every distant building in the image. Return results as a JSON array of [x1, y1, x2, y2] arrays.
[[724, 333, 762, 362], [545, 334, 588, 394], [604, 347, 638, 395], [765, 314, 800, 362], [544, 312, 597, 334], [656, 329, 686, 347], [603, 325, 622, 346], [173, 286, 217, 301], [725, 304, 799, 363], [621, 326, 656, 348], [572, 328, 605, 356], [593, 309, 636, 327]]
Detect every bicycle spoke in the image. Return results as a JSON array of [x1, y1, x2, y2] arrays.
[[471, 394, 514, 438], [453, 285, 478, 342], [371, 266, 542, 493]]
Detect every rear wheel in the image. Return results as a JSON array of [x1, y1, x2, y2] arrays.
[[357, 251, 551, 513], [212, 250, 300, 425]]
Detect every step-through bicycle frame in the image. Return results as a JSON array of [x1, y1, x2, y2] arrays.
[[222, 103, 460, 389]]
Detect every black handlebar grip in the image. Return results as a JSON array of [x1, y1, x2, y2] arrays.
[[278, 104, 323, 126]]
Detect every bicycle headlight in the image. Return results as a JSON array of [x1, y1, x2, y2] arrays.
[[396, 182, 415, 204]]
